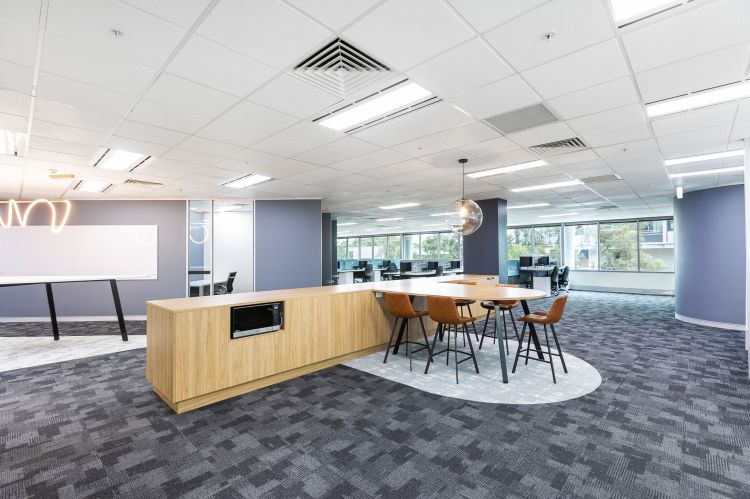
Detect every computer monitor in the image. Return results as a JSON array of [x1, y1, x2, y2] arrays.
[[358, 260, 367, 269], [426, 261, 438, 271], [519, 256, 533, 267], [450, 260, 461, 269], [537, 256, 549, 265], [400, 261, 412, 273]]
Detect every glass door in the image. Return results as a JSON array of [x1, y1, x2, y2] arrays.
[[188, 200, 212, 296], [213, 202, 254, 294]]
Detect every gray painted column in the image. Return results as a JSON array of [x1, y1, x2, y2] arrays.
[[322, 212, 332, 285], [745, 139, 750, 376], [674, 185, 746, 328], [462, 198, 508, 282]]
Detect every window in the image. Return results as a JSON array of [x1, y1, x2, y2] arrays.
[[508, 227, 533, 260], [639, 219, 674, 271], [360, 237, 373, 259], [420, 233, 438, 259], [533, 226, 561, 264], [386, 235, 401, 260], [440, 232, 461, 260], [346, 237, 360, 259], [373, 236, 387, 259], [599, 222, 638, 271], [336, 238, 347, 259], [402, 234, 419, 260], [564, 224, 598, 270]]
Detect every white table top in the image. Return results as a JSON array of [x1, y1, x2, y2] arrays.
[[0, 275, 150, 285]]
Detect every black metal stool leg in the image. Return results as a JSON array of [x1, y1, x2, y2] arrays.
[[543, 324, 556, 383], [425, 323, 442, 374], [502, 310, 509, 354], [418, 316, 433, 363], [467, 304, 478, 340], [525, 324, 532, 365], [464, 323, 479, 373], [446, 324, 451, 365], [509, 309, 520, 345], [407, 320, 412, 371], [383, 317, 399, 364], [45, 283, 60, 341], [479, 309, 490, 350], [551, 324, 567, 373], [512, 323, 527, 373]]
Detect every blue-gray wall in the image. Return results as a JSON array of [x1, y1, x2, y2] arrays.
[[322, 213, 333, 285], [675, 185, 746, 326], [254, 199, 322, 291], [463, 198, 508, 282], [0, 200, 186, 317]]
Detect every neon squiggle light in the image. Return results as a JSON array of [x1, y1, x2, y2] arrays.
[[0, 199, 72, 234]]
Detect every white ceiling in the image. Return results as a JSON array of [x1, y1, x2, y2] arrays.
[[1, 0, 749, 233]]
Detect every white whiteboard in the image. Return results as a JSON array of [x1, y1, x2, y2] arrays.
[[0, 225, 158, 280]]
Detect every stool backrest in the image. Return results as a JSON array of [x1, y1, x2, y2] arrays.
[[453, 280, 476, 285], [383, 292, 416, 318], [546, 295, 568, 323], [427, 295, 462, 324], [496, 283, 516, 288]]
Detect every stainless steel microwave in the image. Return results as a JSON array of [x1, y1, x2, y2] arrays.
[[230, 302, 283, 339]]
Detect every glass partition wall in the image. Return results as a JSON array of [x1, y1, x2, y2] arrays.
[[336, 231, 462, 269], [187, 201, 254, 297]]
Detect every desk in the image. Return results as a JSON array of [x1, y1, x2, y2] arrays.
[[371, 281, 546, 383], [336, 270, 354, 285], [0, 276, 130, 341], [520, 266, 556, 296], [443, 268, 464, 274]]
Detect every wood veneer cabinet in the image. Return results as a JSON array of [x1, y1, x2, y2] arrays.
[[146, 275, 496, 413]]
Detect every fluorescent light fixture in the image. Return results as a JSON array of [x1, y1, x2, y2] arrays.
[[422, 223, 445, 227], [429, 211, 459, 217], [507, 203, 550, 210], [0, 130, 28, 156], [511, 180, 583, 193], [337, 222, 357, 226], [379, 202, 420, 210], [318, 83, 431, 131], [76, 180, 110, 193], [669, 166, 745, 178], [675, 186, 683, 199], [539, 212, 579, 218], [647, 81, 750, 118], [664, 149, 744, 167], [376, 217, 403, 222], [466, 159, 547, 179], [223, 174, 272, 189], [97, 149, 148, 171], [609, 0, 680, 23]]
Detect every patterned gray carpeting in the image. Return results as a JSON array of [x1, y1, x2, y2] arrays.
[[0, 320, 147, 337], [1, 291, 749, 498]]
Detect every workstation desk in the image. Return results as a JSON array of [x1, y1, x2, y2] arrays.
[[146, 274, 507, 413]]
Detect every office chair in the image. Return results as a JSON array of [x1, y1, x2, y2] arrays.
[[386, 262, 399, 280], [558, 266, 570, 292], [363, 263, 374, 282], [550, 265, 559, 296], [214, 271, 237, 295], [435, 266, 444, 277]]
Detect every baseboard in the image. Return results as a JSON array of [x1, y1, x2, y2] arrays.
[[0, 315, 146, 323], [675, 314, 746, 331], [570, 285, 674, 296]]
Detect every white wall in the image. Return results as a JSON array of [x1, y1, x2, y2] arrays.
[[214, 211, 253, 293], [570, 271, 674, 295]]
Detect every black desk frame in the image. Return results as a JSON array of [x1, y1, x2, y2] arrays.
[[0, 278, 128, 341]]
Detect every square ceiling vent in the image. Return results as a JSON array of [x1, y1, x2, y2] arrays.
[[484, 103, 558, 134]]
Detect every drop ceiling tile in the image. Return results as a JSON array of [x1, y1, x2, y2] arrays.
[[129, 100, 211, 134], [450, 75, 540, 119], [248, 158, 319, 179], [351, 121, 424, 147], [730, 120, 750, 141], [0, 59, 33, 94], [484, 0, 613, 72], [119, 0, 211, 28], [180, 136, 241, 157], [252, 135, 312, 157], [195, 121, 253, 147], [621, 0, 750, 72], [286, 0, 381, 31], [26, 148, 90, 166], [447, 0, 548, 33], [294, 137, 379, 165], [198, 0, 332, 69], [41, 34, 156, 95], [362, 159, 434, 179], [248, 74, 341, 119], [0, 0, 42, 26], [104, 136, 170, 157], [144, 73, 238, 118], [230, 148, 285, 167], [395, 102, 473, 135], [634, 43, 750, 103], [329, 148, 410, 173], [114, 120, 188, 147], [506, 122, 576, 147], [651, 103, 737, 137], [568, 104, 646, 136], [28, 135, 100, 158], [285, 166, 344, 185], [583, 123, 653, 148], [460, 137, 519, 159], [406, 39, 513, 98], [390, 136, 452, 157], [430, 121, 499, 148], [163, 147, 223, 166], [0, 18, 38, 67], [273, 121, 343, 149], [167, 35, 278, 97], [31, 119, 108, 145], [735, 99, 750, 122], [595, 138, 661, 159], [547, 77, 639, 120], [219, 100, 298, 142], [522, 39, 629, 99], [35, 72, 135, 118], [0, 89, 30, 117], [343, 0, 474, 70], [33, 99, 121, 131]]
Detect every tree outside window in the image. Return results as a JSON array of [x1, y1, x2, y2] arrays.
[[599, 222, 638, 271]]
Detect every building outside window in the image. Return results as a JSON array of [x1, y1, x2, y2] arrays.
[[346, 237, 360, 260], [420, 233, 438, 260], [373, 236, 387, 260], [508, 227, 533, 260], [563, 224, 598, 270], [599, 222, 638, 271], [533, 226, 561, 264], [386, 235, 402, 260], [639, 219, 674, 271], [359, 237, 373, 259]]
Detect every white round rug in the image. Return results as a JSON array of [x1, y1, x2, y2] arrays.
[[344, 336, 602, 404]]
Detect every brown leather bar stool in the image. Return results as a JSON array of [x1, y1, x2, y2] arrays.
[[382, 292, 432, 371], [425, 295, 479, 384], [512, 295, 569, 383], [452, 280, 479, 341], [479, 284, 520, 353]]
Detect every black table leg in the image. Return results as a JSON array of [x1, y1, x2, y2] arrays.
[[110, 279, 128, 341], [520, 300, 544, 360], [392, 295, 417, 354], [44, 283, 60, 341]]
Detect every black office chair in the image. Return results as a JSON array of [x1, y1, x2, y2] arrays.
[[550, 265, 559, 296], [558, 266, 570, 293], [214, 271, 237, 295], [519, 270, 533, 288], [435, 266, 444, 277], [385, 262, 399, 280], [363, 264, 374, 282]]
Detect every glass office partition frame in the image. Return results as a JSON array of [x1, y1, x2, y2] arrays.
[[360, 236, 373, 259], [373, 236, 387, 259], [508, 227, 533, 260], [639, 219, 675, 271], [346, 237, 360, 259], [188, 201, 212, 296], [564, 224, 598, 270], [386, 235, 402, 260], [420, 233, 438, 260], [213, 202, 254, 294], [533, 225, 561, 264], [599, 221, 638, 271]]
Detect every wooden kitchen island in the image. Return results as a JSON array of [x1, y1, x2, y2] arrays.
[[146, 274, 497, 413]]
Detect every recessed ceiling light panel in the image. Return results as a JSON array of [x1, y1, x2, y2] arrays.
[[379, 202, 420, 210], [646, 81, 750, 118], [669, 166, 744, 178], [664, 149, 744, 166], [222, 174, 272, 189], [511, 180, 584, 193], [467, 159, 547, 179]]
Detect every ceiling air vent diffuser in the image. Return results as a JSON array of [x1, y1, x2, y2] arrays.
[[529, 137, 588, 156], [580, 174, 622, 184], [294, 38, 392, 99], [484, 103, 558, 134], [124, 179, 164, 187]]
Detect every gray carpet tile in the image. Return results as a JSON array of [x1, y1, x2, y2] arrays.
[[0, 320, 146, 337], [1, 291, 749, 498]]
